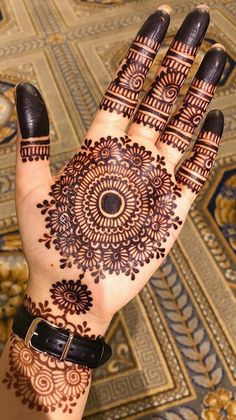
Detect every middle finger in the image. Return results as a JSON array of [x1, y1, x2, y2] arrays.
[[128, 5, 210, 142]]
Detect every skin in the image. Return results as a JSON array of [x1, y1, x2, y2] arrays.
[[0, 4, 226, 419]]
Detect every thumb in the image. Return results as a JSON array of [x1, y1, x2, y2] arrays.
[[15, 83, 52, 194]]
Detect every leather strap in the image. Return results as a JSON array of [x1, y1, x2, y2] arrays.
[[12, 305, 112, 369]]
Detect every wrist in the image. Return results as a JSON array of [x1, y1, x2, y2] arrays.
[[24, 281, 113, 339]]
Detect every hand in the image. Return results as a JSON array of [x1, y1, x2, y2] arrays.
[[15, 5, 226, 335]]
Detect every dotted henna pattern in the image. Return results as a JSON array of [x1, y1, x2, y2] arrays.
[[37, 136, 182, 283]]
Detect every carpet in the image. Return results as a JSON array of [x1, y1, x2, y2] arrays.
[[0, 0, 235, 418]]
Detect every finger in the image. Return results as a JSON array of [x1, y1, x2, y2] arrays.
[[15, 83, 51, 194], [129, 5, 210, 142], [93, 6, 171, 131], [176, 109, 224, 202], [157, 45, 226, 164]]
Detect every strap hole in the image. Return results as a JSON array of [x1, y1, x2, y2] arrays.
[[59, 343, 63, 348], [47, 339, 51, 343]]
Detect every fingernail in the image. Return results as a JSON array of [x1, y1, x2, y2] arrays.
[[202, 110, 224, 137], [211, 43, 226, 51], [158, 4, 172, 15], [195, 47, 226, 85], [175, 7, 210, 46], [138, 9, 170, 41], [196, 4, 210, 13], [15, 83, 49, 139]]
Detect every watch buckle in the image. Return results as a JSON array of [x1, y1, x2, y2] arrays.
[[25, 316, 59, 352]]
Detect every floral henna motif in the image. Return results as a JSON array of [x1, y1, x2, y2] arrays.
[[133, 41, 197, 131], [2, 295, 101, 414], [50, 277, 93, 315], [3, 334, 91, 413], [20, 138, 50, 162], [99, 10, 170, 118], [37, 136, 182, 283]]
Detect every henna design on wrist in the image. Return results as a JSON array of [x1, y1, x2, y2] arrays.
[[50, 276, 93, 315], [37, 136, 182, 283], [99, 10, 170, 118], [2, 294, 100, 414]]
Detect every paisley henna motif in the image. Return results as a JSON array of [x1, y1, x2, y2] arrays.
[[37, 136, 182, 283]]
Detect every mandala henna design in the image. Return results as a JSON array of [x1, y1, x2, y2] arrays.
[[50, 277, 93, 315], [2, 295, 101, 414], [37, 136, 182, 283], [99, 10, 170, 118]]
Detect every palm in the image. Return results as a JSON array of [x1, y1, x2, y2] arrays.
[[15, 6, 225, 319]]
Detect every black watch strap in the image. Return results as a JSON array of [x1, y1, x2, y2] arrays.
[[12, 305, 112, 369]]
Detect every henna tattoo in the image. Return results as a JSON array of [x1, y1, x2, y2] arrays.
[[50, 277, 93, 315], [99, 10, 170, 118], [16, 83, 50, 163], [133, 8, 209, 132], [160, 46, 226, 152], [2, 294, 101, 414], [37, 136, 182, 283], [20, 137, 50, 162], [133, 42, 197, 131], [161, 78, 216, 152], [176, 110, 224, 194]]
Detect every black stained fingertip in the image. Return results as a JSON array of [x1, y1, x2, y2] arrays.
[[138, 9, 170, 41], [175, 7, 210, 46], [195, 47, 226, 85], [202, 110, 224, 137], [15, 83, 49, 139]]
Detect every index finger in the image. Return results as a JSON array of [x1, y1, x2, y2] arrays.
[[93, 6, 171, 131]]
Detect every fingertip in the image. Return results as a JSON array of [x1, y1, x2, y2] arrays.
[[15, 83, 49, 139], [202, 109, 224, 137]]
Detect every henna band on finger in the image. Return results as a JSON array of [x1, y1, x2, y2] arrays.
[[176, 110, 224, 194], [133, 7, 210, 133], [160, 46, 226, 153], [98, 9, 170, 119]]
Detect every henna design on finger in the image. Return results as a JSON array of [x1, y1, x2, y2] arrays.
[[133, 7, 209, 132], [15, 83, 50, 163], [37, 136, 182, 283], [20, 137, 50, 162], [160, 47, 226, 153], [2, 294, 101, 414], [176, 110, 224, 194], [99, 9, 170, 119], [50, 277, 93, 315]]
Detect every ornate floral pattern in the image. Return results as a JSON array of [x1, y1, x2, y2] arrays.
[[202, 388, 236, 419], [37, 136, 182, 282], [50, 277, 93, 315]]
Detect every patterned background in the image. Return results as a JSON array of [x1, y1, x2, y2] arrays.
[[0, 0, 235, 418]]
